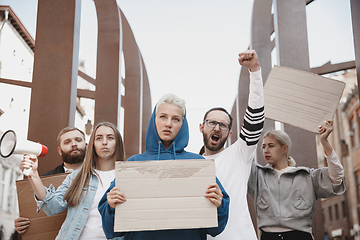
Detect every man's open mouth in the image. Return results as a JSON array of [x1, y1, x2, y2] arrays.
[[211, 134, 220, 143]]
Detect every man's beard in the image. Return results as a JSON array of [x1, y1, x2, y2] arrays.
[[202, 132, 228, 153], [61, 148, 86, 164]]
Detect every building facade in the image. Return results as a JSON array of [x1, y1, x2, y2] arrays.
[[0, 2, 152, 238], [0, 5, 95, 239], [0, 6, 35, 239], [319, 69, 359, 240]]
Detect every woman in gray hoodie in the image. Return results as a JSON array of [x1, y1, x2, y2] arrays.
[[248, 120, 345, 240]]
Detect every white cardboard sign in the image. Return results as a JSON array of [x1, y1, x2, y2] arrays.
[[114, 159, 217, 232], [264, 65, 345, 132]]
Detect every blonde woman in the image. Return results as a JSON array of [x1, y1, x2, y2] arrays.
[[20, 122, 125, 240], [98, 94, 229, 240], [248, 120, 345, 240]]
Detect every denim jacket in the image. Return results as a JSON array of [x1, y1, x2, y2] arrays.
[[36, 170, 122, 240]]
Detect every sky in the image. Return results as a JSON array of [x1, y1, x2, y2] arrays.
[[0, 0, 355, 153]]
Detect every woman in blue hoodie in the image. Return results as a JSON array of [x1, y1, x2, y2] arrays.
[[98, 94, 229, 240]]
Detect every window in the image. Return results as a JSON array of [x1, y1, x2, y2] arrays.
[[0, 165, 4, 209], [342, 201, 347, 218], [350, 119, 356, 147], [357, 111, 360, 144], [0, 225, 4, 240], [329, 206, 332, 222], [7, 170, 15, 213], [357, 174, 360, 203], [335, 204, 339, 220]]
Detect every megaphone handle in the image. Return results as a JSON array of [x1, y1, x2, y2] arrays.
[[22, 154, 37, 177], [23, 167, 32, 177]]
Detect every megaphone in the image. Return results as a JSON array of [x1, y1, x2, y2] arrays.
[[0, 130, 48, 176]]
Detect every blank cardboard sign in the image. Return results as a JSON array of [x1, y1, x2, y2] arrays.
[[114, 159, 217, 232], [16, 173, 68, 240], [264, 65, 345, 132]]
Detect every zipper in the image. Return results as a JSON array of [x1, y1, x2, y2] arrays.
[[277, 171, 281, 226]]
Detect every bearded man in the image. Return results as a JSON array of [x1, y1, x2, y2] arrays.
[[200, 50, 265, 240], [43, 127, 86, 176], [14, 126, 87, 234]]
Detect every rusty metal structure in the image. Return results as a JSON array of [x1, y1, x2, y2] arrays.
[[231, 0, 359, 239], [0, 0, 151, 174], [1, 0, 359, 238]]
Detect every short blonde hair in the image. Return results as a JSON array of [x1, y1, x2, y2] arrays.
[[155, 94, 186, 117]]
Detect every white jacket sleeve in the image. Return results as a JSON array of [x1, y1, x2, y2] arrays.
[[239, 69, 265, 146], [325, 149, 344, 185]]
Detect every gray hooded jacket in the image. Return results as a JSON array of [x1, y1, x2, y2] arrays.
[[248, 162, 345, 233]]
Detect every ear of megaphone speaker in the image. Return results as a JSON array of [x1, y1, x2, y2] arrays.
[[0, 130, 48, 176]]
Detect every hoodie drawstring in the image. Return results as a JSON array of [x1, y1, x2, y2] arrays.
[[172, 142, 177, 159], [157, 141, 161, 160], [157, 141, 177, 160]]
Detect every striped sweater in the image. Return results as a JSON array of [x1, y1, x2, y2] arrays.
[[206, 69, 264, 240]]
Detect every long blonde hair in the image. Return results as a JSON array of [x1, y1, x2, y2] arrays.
[[64, 122, 125, 206]]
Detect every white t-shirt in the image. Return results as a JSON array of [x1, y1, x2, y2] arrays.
[[207, 70, 264, 240], [206, 139, 258, 240], [78, 169, 115, 240]]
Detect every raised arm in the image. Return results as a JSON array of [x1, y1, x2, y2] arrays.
[[319, 120, 335, 156], [238, 50, 260, 72], [238, 50, 265, 147], [319, 120, 344, 185]]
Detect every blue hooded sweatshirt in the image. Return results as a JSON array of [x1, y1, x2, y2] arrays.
[[98, 105, 230, 240]]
